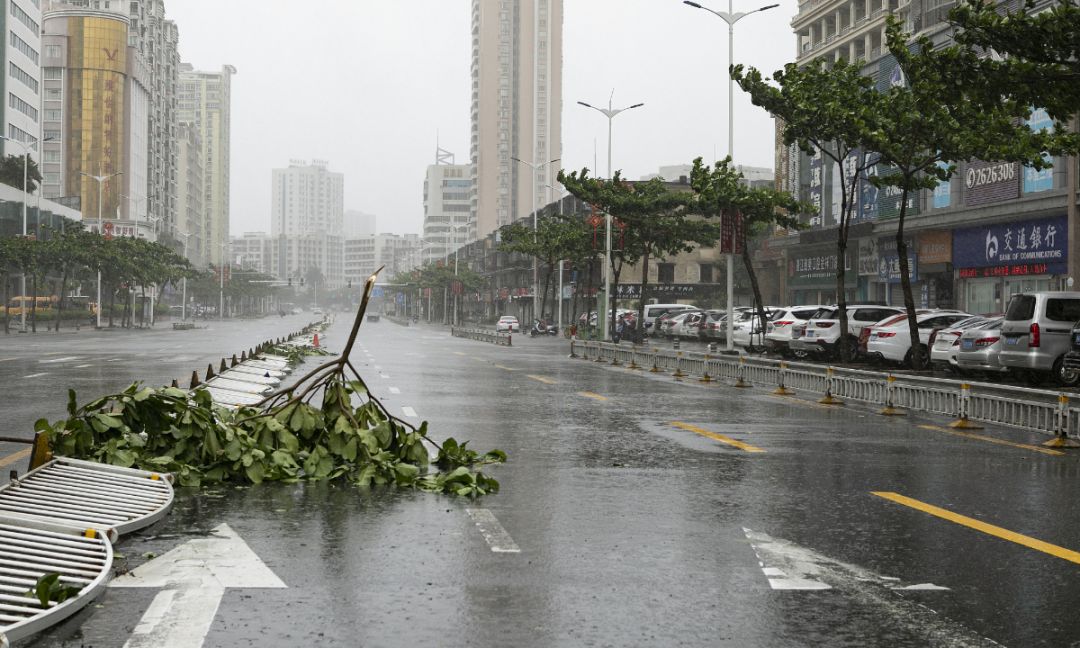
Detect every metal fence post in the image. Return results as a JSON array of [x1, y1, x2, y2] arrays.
[[627, 348, 641, 370], [773, 362, 794, 396], [673, 352, 685, 379], [949, 383, 983, 430], [595, 342, 608, 363], [649, 348, 663, 373], [818, 366, 843, 406], [569, 339, 578, 358], [879, 374, 906, 416], [700, 354, 713, 383], [1044, 393, 1080, 448], [734, 356, 751, 389]]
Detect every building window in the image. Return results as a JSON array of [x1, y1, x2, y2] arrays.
[[658, 263, 676, 283], [9, 3, 39, 34], [9, 62, 37, 94], [44, 45, 61, 59], [9, 93, 37, 121], [699, 263, 714, 284], [9, 31, 39, 65], [43, 67, 62, 80]]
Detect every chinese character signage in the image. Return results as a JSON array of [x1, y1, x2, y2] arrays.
[[857, 238, 879, 276], [1023, 108, 1054, 194], [719, 211, 744, 254], [877, 238, 917, 284], [918, 230, 952, 265], [876, 163, 920, 219], [807, 148, 824, 227], [953, 214, 1067, 277], [615, 284, 699, 299], [788, 249, 856, 287], [964, 159, 1020, 206]]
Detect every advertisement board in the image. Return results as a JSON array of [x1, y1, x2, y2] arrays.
[[964, 159, 1020, 206], [953, 214, 1067, 277]]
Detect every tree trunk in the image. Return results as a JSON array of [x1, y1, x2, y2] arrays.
[[54, 274, 64, 332], [141, 286, 147, 327], [29, 275, 37, 333], [743, 235, 768, 352], [835, 163, 854, 363], [896, 185, 922, 369], [609, 259, 623, 341], [540, 263, 553, 323], [638, 250, 650, 335], [108, 286, 116, 328], [2, 273, 9, 334]]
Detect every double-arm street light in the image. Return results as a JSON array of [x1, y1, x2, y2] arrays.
[[1, 135, 53, 332], [80, 170, 124, 329], [511, 156, 560, 323], [683, 0, 777, 351], [577, 96, 644, 342]]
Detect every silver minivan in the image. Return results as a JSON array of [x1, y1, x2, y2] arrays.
[[998, 292, 1080, 386]]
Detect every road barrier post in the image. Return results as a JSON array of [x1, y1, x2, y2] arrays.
[[569, 339, 578, 359], [818, 366, 843, 405], [734, 356, 751, 388], [627, 348, 641, 370], [649, 348, 663, 373], [672, 352, 685, 379], [1044, 393, 1080, 448], [773, 362, 794, 396], [700, 355, 713, 383], [878, 374, 906, 416], [949, 383, 983, 430]]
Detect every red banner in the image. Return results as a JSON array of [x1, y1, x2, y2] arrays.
[[720, 211, 744, 255]]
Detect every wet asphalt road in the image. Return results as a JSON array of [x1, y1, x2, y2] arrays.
[[10, 316, 1080, 647]]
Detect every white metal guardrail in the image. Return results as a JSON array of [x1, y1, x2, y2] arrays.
[[451, 327, 512, 347], [0, 458, 174, 540], [571, 340, 1080, 439], [0, 515, 113, 644]]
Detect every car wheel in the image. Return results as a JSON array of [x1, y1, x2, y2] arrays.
[[1054, 356, 1080, 387], [904, 345, 931, 370], [791, 348, 810, 360]]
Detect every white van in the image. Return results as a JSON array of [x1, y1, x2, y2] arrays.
[[643, 303, 696, 332]]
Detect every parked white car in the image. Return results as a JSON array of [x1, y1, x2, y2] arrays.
[[866, 310, 972, 367], [495, 316, 519, 332], [929, 316, 990, 371], [791, 305, 906, 359], [956, 317, 1008, 375], [671, 310, 707, 338], [731, 308, 780, 350], [764, 305, 828, 356]]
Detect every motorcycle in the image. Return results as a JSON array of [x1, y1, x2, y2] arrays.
[[531, 319, 558, 337]]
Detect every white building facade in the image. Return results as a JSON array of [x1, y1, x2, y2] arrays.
[[4, 0, 42, 161], [270, 160, 346, 288], [423, 161, 471, 266]]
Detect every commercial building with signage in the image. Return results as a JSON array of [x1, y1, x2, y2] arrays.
[[769, 2, 1076, 315]]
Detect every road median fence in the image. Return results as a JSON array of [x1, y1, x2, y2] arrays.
[[571, 340, 1079, 441], [451, 327, 512, 347]]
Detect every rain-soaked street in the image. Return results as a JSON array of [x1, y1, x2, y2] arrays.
[[9, 316, 1080, 647]]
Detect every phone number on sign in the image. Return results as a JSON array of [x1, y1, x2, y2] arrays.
[[966, 162, 1017, 189]]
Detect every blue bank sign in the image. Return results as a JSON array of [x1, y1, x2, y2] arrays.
[[954, 214, 1067, 278]]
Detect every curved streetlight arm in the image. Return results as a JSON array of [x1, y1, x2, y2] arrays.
[[684, 0, 778, 24]]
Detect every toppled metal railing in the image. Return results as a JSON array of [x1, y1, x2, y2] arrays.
[[571, 340, 1079, 440], [451, 327, 512, 347]]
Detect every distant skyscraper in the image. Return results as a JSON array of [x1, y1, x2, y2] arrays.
[[470, 0, 563, 240], [344, 210, 377, 239], [178, 63, 235, 266], [3, 0, 42, 163], [423, 147, 471, 265], [271, 160, 345, 288], [176, 122, 204, 265]]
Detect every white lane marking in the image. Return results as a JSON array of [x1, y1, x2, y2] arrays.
[[380, 374, 389, 379], [466, 508, 520, 553], [113, 523, 286, 648], [374, 365, 382, 370], [402, 406, 418, 418], [41, 356, 81, 363], [23, 373, 48, 379], [389, 387, 401, 395], [0, 357, 16, 362], [75, 364, 93, 369], [743, 528, 951, 596], [106, 358, 123, 362]]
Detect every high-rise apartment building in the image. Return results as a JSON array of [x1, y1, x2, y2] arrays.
[[127, 0, 178, 235], [41, 2, 152, 232], [3, 0, 43, 162], [423, 149, 471, 265], [469, 0, 563, 240], [270, 160, 346, 288], [178, 63, 235, 266], [176, 121, 203, 265]]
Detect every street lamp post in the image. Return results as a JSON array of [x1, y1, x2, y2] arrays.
[[219, 241, 230, 321], [577, 96, 644, 342], [1, 136, 51, 333], [683, 0, 778, 351], [80, 170, 124, 329], [511, 156, 560, 324]]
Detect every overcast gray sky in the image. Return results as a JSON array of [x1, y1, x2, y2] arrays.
[[167, 0, 798, 236]]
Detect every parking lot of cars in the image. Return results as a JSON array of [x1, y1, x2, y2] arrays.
[[639, 291, 1080, 388]]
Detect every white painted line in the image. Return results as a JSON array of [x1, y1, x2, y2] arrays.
[[106, 358, 123, 362], [466, 508, 520, 553], [23, 373, 48, 379], [402, 406, 418, 418], [41, 356, 81, 363], [75, 364, 93, 369], [0, 357, 16, 362], [389, 387, 401, 395], [380, 374, 389, 379], [374, 365, 382, 370]]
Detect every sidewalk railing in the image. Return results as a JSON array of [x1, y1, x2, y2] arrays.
[[451, 327, 512, 347], [571, 340, 1080, 439]]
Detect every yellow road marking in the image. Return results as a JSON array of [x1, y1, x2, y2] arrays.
[[494, 365, 517, 372], [670, 421, 766, 453], [0, 448, 31, 468], [872, 491, 1080, 565], [918, 424, 1064, 457], [578, 391, 608, 401], [526, 375, 557, 385]]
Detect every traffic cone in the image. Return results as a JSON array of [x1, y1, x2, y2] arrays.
[[220, 359, 228, 373], [231, 354, 239, 367], [206, 364, 216, 380], [313, 333, 320, 348], [189, 371, 201, 389], [241, 351, 247, 361]]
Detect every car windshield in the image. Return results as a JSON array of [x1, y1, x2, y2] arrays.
[[1006, 295, 1037, 320]]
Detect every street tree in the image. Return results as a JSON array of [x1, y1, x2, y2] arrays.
[[558, 169, 714, 336], [499, 214, 591, 323], [688, 157, 808, 336], [732, 60, 881, 361], [0, 154, 42, 193], [859, 16, 1078, 368]]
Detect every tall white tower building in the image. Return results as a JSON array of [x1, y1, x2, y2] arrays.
[[4, 0, 42, 162], [271, 160, 345, 288]]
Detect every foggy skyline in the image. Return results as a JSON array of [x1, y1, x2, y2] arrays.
[[166, 0, 799, 237]]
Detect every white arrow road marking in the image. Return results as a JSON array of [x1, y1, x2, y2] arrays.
[[389, 387, 401, 395], [22, 373, 48, 379], [402, 406, 418, 418], [40, 356, 81, 363], [111, 523, 286, 648], [742, 529, 1002, 648], [466, 508, 520, 553]]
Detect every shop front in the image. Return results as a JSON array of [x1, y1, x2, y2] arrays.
[[954, 214, 1068, 315], [787, 245, 857, 306], [918, 230, 954, 308]]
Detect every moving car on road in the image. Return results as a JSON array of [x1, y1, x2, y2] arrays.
[[496, 315, 520, 333]]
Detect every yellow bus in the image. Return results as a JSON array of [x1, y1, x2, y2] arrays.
[[6, 296, 57, 316]]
